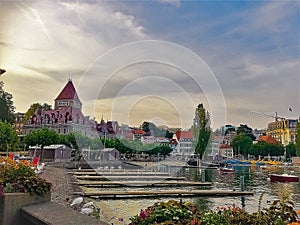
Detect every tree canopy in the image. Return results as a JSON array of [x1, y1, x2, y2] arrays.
[[140, 121, 168, 137], [0, 121, 19, 151], [250, 141, 284, 157], [24, 128, 60, 160], [24, 103, 52, 122], [231, 134, 253, 156], [0, 81, 15, 123], [193, 104, 211, 158], [237, 124, 256, 140]]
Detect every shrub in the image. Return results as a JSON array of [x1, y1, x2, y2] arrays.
[[129, 185, 299, 225], [0, 156, 51, 196]]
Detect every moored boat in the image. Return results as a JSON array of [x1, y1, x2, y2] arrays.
[[220, 167, 234, 173], [269, 174, 299, 182]]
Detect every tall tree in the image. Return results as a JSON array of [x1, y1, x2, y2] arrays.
[[296, 122, 300, 157], [194, 104, 211, 158], [231, 134, 253, 156], [24, 128, 59, 161], [0, 121, 19, 151], [237, 124, 256, 140], [0, 81, 15, 123], [24, 103, 52, 122]]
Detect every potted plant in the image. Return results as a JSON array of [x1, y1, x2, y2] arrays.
[[0, 156, 51, 225]]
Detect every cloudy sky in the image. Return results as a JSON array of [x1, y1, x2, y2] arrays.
[[0, 0, 299, 130]]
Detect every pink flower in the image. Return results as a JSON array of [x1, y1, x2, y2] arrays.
[[140, 209, 146, 219]]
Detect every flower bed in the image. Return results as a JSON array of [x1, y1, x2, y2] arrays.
[[0, 156, 51, 196], [129, 184, 300, 225]]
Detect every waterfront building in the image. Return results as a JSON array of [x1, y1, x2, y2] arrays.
[[28, 144, 72, 162], [256, 135, 278, 144], [13, 112, 25, 135], [97, 118, 120, 139], [174, 130, 193, 155], [23, 79, 98, 138], [266, 119, 298, 146]]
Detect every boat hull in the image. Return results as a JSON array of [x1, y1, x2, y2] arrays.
[[220, 167, 234, 173], [270, 174, 299, 182]]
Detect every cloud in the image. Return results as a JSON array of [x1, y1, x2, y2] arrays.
[[158, 0, 180, 8]]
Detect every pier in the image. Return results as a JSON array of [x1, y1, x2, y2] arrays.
[[74, 189, 254, 199], [74, 180, 212, 187]]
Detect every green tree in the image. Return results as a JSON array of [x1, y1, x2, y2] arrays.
[[237, 124, 256, 140], [24, 128, 59, 161], [0, 121, 19, 151], [296, 122, 300, 157], [250, 141, 284, 157], [194, 104, 211, 158], [24, 103, 52, 122], [285, 143, 296, 161], [231, 134, 253, 156], [0, 81, 15, 123]]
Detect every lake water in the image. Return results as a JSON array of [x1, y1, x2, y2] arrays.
[[91, 164, 300, 224]]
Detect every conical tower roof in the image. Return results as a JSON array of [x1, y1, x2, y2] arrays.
[[55, 79, 81, 103]]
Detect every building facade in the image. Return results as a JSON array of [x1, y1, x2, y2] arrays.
[[266, 119, 298, 146], [23, 79, 98, 138]]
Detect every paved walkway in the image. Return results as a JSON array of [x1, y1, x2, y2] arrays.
[[39, 162, 78, 207]]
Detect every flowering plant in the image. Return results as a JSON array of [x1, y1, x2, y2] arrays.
[[0, 156, 51, 196], [129, 197, 299, 225]]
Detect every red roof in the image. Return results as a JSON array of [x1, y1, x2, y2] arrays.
[[257, 135, 278, 144], [176, 131, 193, 139], [55, 80, 81, 102], [220, 144, 231, 149], [132, 129, 146, 135]]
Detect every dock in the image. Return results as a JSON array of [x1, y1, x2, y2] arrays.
[[74, 189, 253, 199], [75, 175, 187, 180], [71, 171, 170, 176], [74, 180, 212, 187]]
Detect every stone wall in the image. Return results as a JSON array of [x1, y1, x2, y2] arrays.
[[0, 192, 50, 225]]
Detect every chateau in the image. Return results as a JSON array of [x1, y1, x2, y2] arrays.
[[23, 79, 98, 138]]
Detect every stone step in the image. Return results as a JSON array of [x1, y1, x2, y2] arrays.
[[21, 201, 108, 225]]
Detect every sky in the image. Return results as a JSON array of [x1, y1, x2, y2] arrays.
[[0, 0, 299, 130]]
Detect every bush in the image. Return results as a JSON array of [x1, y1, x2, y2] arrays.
[[0, 156, 51, 196], [129, 185, 300, 225]]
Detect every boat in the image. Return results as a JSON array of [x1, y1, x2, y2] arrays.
[[269, 174, 299, 182], [220, 167, 234, 173]]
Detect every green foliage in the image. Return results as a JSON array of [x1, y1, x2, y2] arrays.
[[129, 186, 299, 225], [24, 128, 60, 161], [23, 176, 51, 195], [0, 121, 19, 151], [237, 124, 256, 140], [194, 104, 211, 158], [0, 81, 15, 123], [250, 141, 284, 157], [24, 127, 60, 148], [140, 121, 167, 137], [0, 157, 51, 196], [59, 133, 78, 150], [24, 103, 52, 122], [285, 143, 296, 160], [231, 134, 253, 156], [295, 122, 300, 157]]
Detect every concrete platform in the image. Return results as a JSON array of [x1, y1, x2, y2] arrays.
[[21, 201, 108, 225]]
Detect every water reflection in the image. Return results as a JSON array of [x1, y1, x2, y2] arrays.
[[92, 165, 300, 224], [180, 166, 300, 212]]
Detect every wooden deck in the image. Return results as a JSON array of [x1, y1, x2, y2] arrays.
[[75, 175, 186, 180], [75, 180, 212, 187], [74, 189, 253, 198], [72, 171, 170, 176]]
